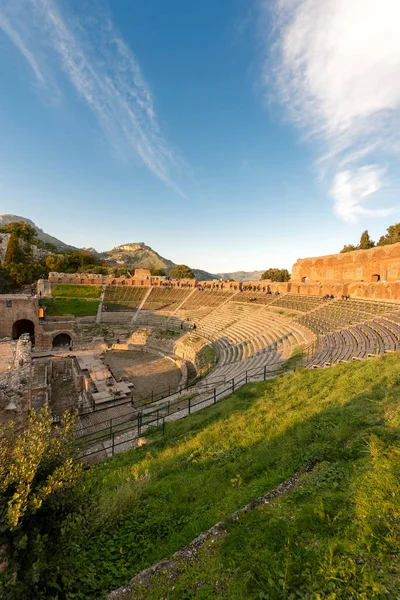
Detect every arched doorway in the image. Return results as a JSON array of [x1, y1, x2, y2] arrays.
[[12, 319, 35, 344], [52, 333, 72, 350]]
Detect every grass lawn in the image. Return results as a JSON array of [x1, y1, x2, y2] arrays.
[[53, 355, 400, 599], [41, 297, 99, 317], [51, 284, 101, 298]]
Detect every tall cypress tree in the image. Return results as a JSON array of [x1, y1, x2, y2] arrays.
[[359, 230, 375, 250], [4, 232, 24, 264]]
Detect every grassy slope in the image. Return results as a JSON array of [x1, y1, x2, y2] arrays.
[[41, 297, 98, 316], [51, 284, 101, 298], [61, 355, 399, 599]]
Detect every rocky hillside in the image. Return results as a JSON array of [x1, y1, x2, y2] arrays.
[[0, 214, 77, 250], [0, 215, 264, 281], [99, 242, 174, 270], [96, 242, 217, 280]]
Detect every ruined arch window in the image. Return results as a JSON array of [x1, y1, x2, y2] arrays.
[[12, 319, 35, 344], [52, 333, 72, 349], [371, 274, 380, 282], [6, 300, 12, 308], [302, 276, 309, 283], [80, 279, 85, 284]]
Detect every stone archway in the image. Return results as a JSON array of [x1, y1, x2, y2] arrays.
[[52, 333, 72, 349], [12, 319, 35, 344]]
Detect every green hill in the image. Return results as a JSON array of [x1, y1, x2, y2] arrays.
[[52, 354, 399, 599], [0, 214, 77, 249]]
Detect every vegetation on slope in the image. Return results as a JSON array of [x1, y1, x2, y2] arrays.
[[43, 354, 400, 600], [0, 406, 82, 598], [0, 221, 105, 292], [51, 284, 101, 298]]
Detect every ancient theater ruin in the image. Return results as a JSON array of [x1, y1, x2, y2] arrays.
[[3, 245, 400, 459]]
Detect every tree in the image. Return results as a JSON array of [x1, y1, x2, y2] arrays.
[[340, 244, 357, 253], [170, 264, 195, 279], [261, 268, 290, 282], [377, 223, 400, 246], [63, 250, 99, 272], [0, 266, 17, 293], [0, 221, 37, 243], [0, 405, 82, 596], [45, 254, 67, 272], [359, 230, 375, 250], [4, 233, 24, 265], [151, 268, 166, 277]]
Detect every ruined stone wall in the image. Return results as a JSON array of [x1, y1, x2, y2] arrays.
[[37, 279, 52, 297], [0, 338, 31, 429], [0, 233, 11, 262], [49, 272, 104, 285], [0, 296, 41, 339], [292, 242, 400, 284]]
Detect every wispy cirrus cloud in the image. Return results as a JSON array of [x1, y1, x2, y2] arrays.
[[0, 0, 184, 195], [262, 0, 400, 221]]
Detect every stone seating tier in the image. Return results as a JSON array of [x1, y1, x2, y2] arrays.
[[103, 286, 147, 311], [142, 288, 192, 313]]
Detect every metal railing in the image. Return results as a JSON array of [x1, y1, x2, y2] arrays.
[[77, 363, 284, 460]]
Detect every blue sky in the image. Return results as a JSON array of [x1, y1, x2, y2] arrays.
[[1, 0, 400, 273]]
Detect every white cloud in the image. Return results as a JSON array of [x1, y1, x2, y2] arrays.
[[0, 0, 184, 195], [331, 165, 395, 221], [264, 0, 400, 220], [0, 11, 44, 83]]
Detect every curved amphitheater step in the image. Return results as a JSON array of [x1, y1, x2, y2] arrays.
[[303, 297, 400, 367]]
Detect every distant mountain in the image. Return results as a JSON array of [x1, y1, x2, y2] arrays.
[[217, 270, 264, 282], [98, 242, 218, 280], [0, 215, 263, 281], [100, 242, 175, 271], [0, 214, 77, 250]]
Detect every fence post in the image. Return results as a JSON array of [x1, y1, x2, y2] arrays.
[[168, 384, 171, 396], [245, 370, 248, 384], [109, 419, 112, 440], [138, 412, 142, 436], [162, 417, 165, 437], [112, 432, 115, 456], [232, 378, 235, 393], [213, 387, 216, 404], [151, 390, 154, 402], [188, 396, 191, 414], [264, 365, 267, 381], [157, 408, 159, 425], [167, 400, 170, 416]]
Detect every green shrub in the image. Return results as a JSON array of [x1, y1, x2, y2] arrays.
[[0, 406, 82, 598]]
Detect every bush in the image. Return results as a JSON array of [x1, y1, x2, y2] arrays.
[[0, 406, 82, 598]]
